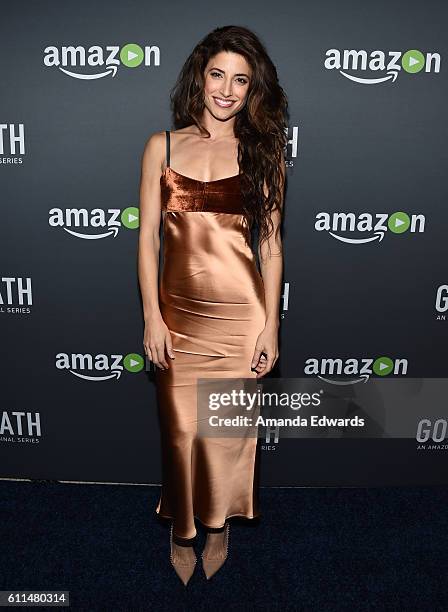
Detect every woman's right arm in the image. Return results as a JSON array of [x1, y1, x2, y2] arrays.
[[137, 132, 174, 370]]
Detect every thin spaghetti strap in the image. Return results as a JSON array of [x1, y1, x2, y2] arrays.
[[165, 130, 170, 168]]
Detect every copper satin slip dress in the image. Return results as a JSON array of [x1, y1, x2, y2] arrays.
[[155, 130, 266, 540]]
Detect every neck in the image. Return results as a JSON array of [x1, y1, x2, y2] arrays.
[[200, 109, 236, 140]]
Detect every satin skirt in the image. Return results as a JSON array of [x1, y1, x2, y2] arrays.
[[155, 211, 266, 539]]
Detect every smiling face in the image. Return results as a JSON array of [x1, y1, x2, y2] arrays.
[[203, 51, 252, 121]]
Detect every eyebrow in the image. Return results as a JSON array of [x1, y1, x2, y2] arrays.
[[209, 67, 250, 78]]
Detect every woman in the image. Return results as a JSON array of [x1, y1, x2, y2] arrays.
[[138, 25, 287, 585]]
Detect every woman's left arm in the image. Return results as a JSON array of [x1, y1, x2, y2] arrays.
[[251, 157, 285, 378]]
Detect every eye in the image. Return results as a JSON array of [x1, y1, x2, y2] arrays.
[[209, 71, 248, 85]]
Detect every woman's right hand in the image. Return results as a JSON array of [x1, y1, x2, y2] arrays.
[[143, 315, 175, 370]]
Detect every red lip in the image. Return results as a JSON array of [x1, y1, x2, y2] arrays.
[[213, 97, 236, 104]]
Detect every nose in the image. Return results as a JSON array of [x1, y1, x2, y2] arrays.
[[220, 78, 233, 97]]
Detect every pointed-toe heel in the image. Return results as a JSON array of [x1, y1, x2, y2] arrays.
[[201, 522, 230, 580], [170, 524, 197, 586]]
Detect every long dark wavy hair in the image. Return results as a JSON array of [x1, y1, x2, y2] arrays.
[[170, 25, 288, 255]]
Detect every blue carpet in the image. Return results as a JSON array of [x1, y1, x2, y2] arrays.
[[0, 481, 446, 610]]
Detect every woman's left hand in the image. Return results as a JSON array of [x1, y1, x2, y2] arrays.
[[250, 323, 279, 378]]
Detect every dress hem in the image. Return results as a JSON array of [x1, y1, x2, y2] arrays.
[[155, 508, 261, 538]]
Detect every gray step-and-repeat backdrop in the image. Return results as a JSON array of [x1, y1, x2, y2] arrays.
[[1, 1, 447, 486]]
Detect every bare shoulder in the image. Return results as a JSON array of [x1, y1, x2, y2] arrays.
[[141, 130, 166, 173]]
